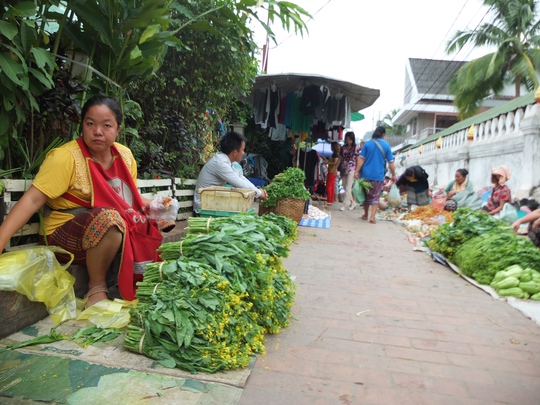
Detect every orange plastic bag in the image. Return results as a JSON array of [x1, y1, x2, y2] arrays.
[[430, 197, 447, 210]]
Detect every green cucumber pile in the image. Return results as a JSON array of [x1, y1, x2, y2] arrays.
[[428, 207, 540, 296], [489, 265, 540, 300], [124, 212, 298, 373]]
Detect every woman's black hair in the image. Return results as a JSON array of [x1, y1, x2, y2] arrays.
[[456, 168, 468, 177], [220, 131, 246, 155], [344, 131, 356, 148], [81, 95, 123, 125], [372, 126, 386, 139]]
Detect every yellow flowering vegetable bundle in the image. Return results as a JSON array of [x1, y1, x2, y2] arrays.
[[124, 258, 265, 373], [158, 224, 296, 334], [126, 213, 297, 373]]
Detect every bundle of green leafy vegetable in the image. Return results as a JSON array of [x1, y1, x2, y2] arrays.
[[355, 178, 372, 193], [158, 228, 296, 334], [124, 258, 264, 373], [428, 207, 512, 260], [186, 212, 294, 251], [453, 232, 540, 285], [260, 167, 310, 208], [185, 212, 298, 246], [261, 212, 298, 245]]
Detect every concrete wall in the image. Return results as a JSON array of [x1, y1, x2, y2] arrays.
[[399, 102, 540, 199]]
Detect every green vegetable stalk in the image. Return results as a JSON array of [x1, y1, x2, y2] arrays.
[[454, 232, 540, 285], [260, 167, 310, 208], [428, 208, 512, 261]]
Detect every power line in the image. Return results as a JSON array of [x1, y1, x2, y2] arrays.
[[407, 3, 495, 120], [399, 0, 485, 109], [270, 0, 333, 50]]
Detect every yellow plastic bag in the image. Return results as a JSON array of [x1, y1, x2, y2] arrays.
[[77, 298, 137, 329], [0, 246, 78, 324]]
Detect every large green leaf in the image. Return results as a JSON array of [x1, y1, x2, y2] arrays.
[[69, 1, 115, 50], [28, 67, 54, 89], [11, 1, 38, 18], [30, 48, 55, 70], [0, 54, 25, 86], [0, 21, 18, 41], [0, 109, 9, 136], [139, 24, 161, 44]]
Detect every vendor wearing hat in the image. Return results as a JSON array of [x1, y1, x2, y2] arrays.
[[484, 165, 512, 215]]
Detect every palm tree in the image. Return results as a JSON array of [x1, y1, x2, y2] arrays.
[[445, 0, 540, 118], [381, 109, 406, 135]]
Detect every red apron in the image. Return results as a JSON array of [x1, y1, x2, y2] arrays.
[[65, 138, 163, 300]]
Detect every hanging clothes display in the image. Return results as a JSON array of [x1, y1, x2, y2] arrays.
[[265, 85, 281, 129], [252, 84, 353, 134]]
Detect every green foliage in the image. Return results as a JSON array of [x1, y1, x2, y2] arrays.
[[0, 0, 311, 180], [446, 0, 540, 118], [453, 232, 540, 285], [428, 207, 511, 260], [0, 1, 57, 170], [380, 108, 406, 135], [261, 167, 310, 207], [62, 0, 173, 94]]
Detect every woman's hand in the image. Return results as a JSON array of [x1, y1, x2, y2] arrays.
[[533, 217, 540, 232], [512, 219, 522, 233], [447, 190, 456, 198]]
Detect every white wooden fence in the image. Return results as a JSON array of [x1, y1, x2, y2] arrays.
[[1, 177, 196, 251]]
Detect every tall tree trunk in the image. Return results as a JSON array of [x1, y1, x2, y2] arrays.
[[515, 75, 521, 97]]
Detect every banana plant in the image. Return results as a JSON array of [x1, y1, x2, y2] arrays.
[[0, 1, 57, 171], [60, 0, 176, 95]]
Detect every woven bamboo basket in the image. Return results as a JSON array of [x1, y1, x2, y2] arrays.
[[259, 197, 306, 224]]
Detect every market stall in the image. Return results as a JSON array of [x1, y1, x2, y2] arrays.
[[242, 72, 379, 192]]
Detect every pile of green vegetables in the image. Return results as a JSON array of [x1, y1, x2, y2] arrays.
[[489, 265, 540, 300], [260, 167, 310, 208], [428, 207, 540, 292], [453, 232, 540, 285], [124, 258, 264, 373], [124, 213, 298, 372], [428, 208, 511, 261]]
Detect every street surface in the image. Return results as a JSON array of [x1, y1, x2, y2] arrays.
[[240, 206, 540, 404]]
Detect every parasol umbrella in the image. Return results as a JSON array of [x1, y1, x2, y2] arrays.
[[243, 73, 380, 112], [311, 141, 334, 157]]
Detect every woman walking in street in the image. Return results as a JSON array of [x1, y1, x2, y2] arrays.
[[339, 131, 360, 211]]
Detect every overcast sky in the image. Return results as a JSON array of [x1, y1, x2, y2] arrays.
[[256, 0, 494, 137]]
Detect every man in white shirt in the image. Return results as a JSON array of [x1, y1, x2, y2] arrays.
[[194, 131, 268, 212]]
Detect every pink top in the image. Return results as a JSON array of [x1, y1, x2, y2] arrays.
[[340, 145, 360, 173], [486, 185, 511, 211]]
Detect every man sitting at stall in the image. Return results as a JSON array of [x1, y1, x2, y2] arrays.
[[193, 131, 268, 213]]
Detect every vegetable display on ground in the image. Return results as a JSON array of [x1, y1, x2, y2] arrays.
[[453, 232, 540, 285], [124, 213, 298, 373], [490, 265, 540, 300], [260, 167, 310, 208], [428, 208, 511, 260]]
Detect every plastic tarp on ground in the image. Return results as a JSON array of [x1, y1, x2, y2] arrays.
[[446, 262, 540, 327]]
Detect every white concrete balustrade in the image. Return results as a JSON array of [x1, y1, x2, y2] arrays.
[[398, 101, 540, 200]]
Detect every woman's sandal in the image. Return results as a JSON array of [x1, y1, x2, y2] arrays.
[[361, 215, 368, 221], [369, 219, 376, 224], [84, 285, 108, 309]]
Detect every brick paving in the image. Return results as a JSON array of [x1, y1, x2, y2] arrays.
[[238, 207, 540, 405]]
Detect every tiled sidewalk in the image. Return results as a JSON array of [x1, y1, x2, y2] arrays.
[[239, 207, 540, 405]]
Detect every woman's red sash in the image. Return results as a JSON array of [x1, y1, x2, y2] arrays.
[[69, 137, 163, 300]]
